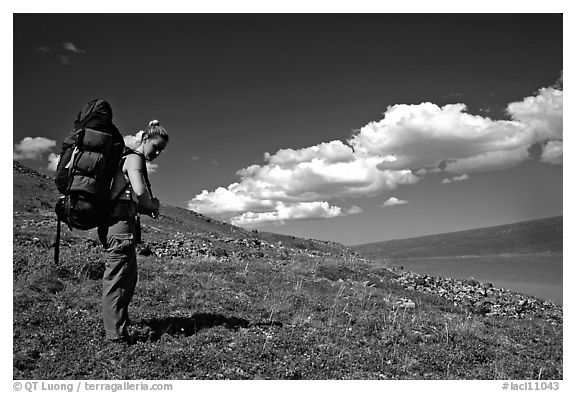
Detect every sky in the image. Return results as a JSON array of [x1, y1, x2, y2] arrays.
[[11, 12, 564, 246]]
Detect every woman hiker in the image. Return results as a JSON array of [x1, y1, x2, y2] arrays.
[[98, 120, 169, 342]]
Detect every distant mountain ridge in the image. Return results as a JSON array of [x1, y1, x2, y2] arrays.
[[351, 216, 563, 260]]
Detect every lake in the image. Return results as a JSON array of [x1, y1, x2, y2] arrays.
[[384, 254, 563, 305]]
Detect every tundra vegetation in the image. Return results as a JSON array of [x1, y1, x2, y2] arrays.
[[13, 162, 562, 379]]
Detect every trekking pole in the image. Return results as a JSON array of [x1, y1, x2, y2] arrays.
[[54, 218, 61, 264]]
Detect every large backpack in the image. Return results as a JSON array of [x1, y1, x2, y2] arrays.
[[54, 99, 126, 261]]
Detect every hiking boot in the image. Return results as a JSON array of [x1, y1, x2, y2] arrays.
[[97, 338, 126, 355]]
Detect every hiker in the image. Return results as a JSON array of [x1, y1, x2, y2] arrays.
[[98, 120, 169, 342]]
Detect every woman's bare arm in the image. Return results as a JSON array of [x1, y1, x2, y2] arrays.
[[124, 154, 158, 214]]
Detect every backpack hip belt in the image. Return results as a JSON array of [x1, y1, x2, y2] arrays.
[[110, 200, 137, 220]]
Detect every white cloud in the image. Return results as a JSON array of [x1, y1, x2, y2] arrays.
[[540, 140, 563, 165], [189, 151, 419, 221], [414, 168, 429, 176], [13, 137, 57, 161], [124, 131, 144, 149], [265, 140, 355, 167], [453, 174, 469, 182], [188, 83, 562, 226], [62, 42, 86, 54], [442, 174, 470, 184], [190, 182, 276, 216], [349, 87, 562, 174], [346, 205, 363, 215], [237, 154, 418, 200], [443, 145, 530, 174], [352, 103, 529, 172], [507, 87, 562, 141], [230, 201, 344, 226], [382, 197, 409, 207]]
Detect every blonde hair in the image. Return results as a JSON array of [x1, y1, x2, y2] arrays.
[[143, 119, 169, 142]]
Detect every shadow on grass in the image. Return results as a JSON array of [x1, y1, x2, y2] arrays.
[[135, 313, 251, 342], [132, 313, 284, 343]]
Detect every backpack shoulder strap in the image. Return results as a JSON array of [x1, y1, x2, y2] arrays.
[[108, 148, 139, 202], [123, 147, 144, 159]]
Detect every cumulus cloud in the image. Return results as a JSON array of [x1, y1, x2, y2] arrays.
[[230, 201, 343, 226], [346, 205, 363, 215], [264, 140, 355, 167], [14, 137, 57, 161], [124, 131, 144, 150], [453, 174, 470, 182], [540, 140, 563, 165], [443, 146, 530, 174], [506, 87, 562, 141], [188, 82, 562, 227], [350, 102, 523, 170], [382, 197, 409, 207], [442, 174, 470, 184], [349, 87, 562, 174], [189, 148, 419, 222]]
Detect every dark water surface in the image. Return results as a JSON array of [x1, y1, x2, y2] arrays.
[[385, 254, 563, 305]]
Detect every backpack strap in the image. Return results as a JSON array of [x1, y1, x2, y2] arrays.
[[62, 128, 85, 196], [54, 217, 61, 264], [108, 148, 135, 202], [110, 179, 130, 203]]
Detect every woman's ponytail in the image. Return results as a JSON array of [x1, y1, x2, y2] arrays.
[[143, 119, 169, 142]]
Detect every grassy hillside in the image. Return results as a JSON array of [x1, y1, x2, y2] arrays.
[[352, 217, 563, 261], [12, 161, 562, 380]]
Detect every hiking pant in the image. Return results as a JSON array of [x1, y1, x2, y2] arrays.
[[98, 217, 137, 340]]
